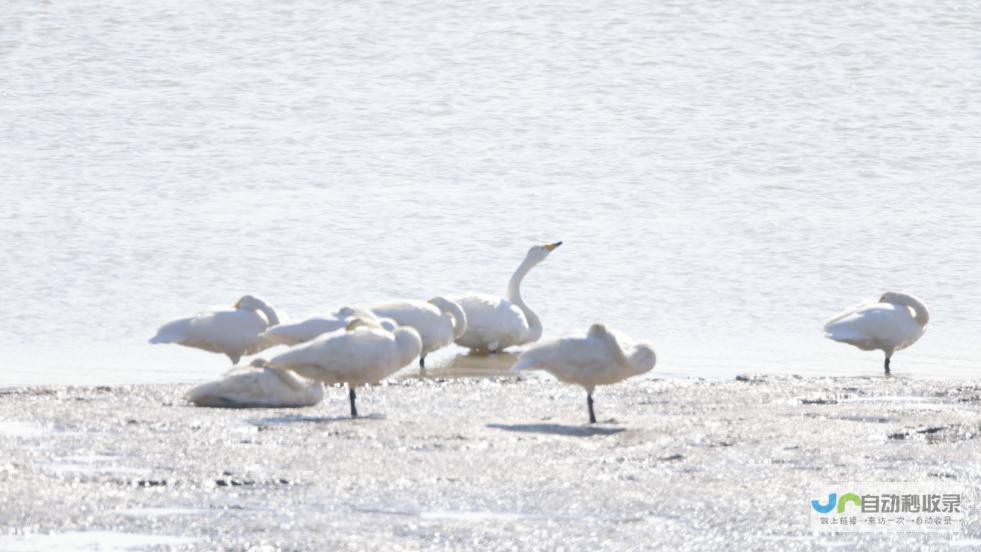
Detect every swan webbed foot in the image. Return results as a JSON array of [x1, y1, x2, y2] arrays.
[[349, 387, 358, 418], [587, 393, 597, 424]]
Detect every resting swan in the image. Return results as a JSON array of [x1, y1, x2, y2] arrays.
[[261, 306, 389, 347], [512, 324, 656, 423], [454, 242, 561, 353], [266, 319, 422, 418], [823, 291, 929, 375], [363, 297, 467, 367], [149, 295, 280, 365], [185, 359, 323, 408]]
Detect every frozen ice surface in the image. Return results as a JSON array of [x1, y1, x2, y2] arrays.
[[0, 376, 978, 550]]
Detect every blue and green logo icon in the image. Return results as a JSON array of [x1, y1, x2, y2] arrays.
[[811, 492, 862, 514]]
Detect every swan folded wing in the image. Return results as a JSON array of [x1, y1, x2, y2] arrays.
[[587, 325, 634, 371], [266, 329, 401, 385], [200, 310, 271, 352], [261, 317, 348, 346], [186, 367, 321, 408], [151, 310, 267, 353], [149, 317, 195, 345], [824, 304, 921, 350], [514, 337, 609, 380], [456, 294, 528, 349], [822, 301, 875, 331], [366, 301, 448, 350]]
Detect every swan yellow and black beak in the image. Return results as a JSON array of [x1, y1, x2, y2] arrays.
[[544, 241, 563, 251]]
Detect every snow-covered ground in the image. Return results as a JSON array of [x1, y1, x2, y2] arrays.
[[0, 375, 978, 550]]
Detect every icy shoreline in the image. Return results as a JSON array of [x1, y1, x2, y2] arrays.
[[0, 375, 979, 550]]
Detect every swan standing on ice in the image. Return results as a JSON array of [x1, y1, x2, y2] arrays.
[[261, 306, 386, 347], [363, 297, 467, 367], [454, 242, 562, 353], [149, 295, 280, 365], [512, 324, 657, 423], [185, 359, 323, 408], [823, 291, 929, 375], [265, 319, 422, 418]]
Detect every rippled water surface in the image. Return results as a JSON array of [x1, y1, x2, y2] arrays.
[[2, 0, 980, 385]]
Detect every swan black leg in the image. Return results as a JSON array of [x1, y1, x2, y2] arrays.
[[884, 356, 891, 376], [587, 393, 597, 424], [419, 355, 426, 368], [349, 387, 358, 418]]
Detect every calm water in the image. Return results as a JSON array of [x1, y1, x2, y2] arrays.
[[2, 0, 980, 386]]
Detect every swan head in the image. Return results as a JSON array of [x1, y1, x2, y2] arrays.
[[345, 317, 379, 331], [377, 317, 398, 332], [234, 295, 265, 311], [525, 241, 562, 264], [879, 291, 929, 327], [394, 327, 423, 367], [587, 323, 608, 338], [345, 316, 398, 332], [879, 292, 901, 304], [337, 306, 374, 320]]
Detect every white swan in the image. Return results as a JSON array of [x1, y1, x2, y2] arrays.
[[363, 297, 467, 367], [823, 291, 929, 375], [260, 306, 387, 347], [454, 242, 562, 353], [512, 324, 656, 423], [185, 359, 323, 408], [265, 320, 422, 417], [149, 295, 280, 365]]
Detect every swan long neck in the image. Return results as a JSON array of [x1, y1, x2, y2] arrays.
[[627, 345, 658, 376], [600, 329, 632, 370], [506, 256, 543, 343], [395, 328, 423, 366], [429, 297, 468, 340], [253, 299, 280, 327], [270, 367, 308, 392], [592, 325, 657, 376], [891, 293, 929, 327]]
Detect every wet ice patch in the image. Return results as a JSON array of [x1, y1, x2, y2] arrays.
[[948, 538, 981, 548], [44, 454, 151, 475], [840, 396, 951, 410], [0, 421, 48, 437], [486, 423, 625, 437], [420, 510, 545, 522], [0, 421, 88, 438], [0, 531, 195, 550], [45, 462, 151, 475]]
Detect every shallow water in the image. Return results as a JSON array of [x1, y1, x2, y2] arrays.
[[2, 0, 980, 386]]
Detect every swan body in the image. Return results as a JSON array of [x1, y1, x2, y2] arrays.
[[260, 306, 385, 347], [364, 297, 467, 366], [824, 291, 929, 374], [266, 321, 422, 417], [185, 359, 323, 408], [513, 323, 656, 423], [455, 242, 561, 352], [149, 295, 280, 365]]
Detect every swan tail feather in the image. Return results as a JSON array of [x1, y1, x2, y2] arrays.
[[511, 346, 552, 372], [149, 318, 191, 344]]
